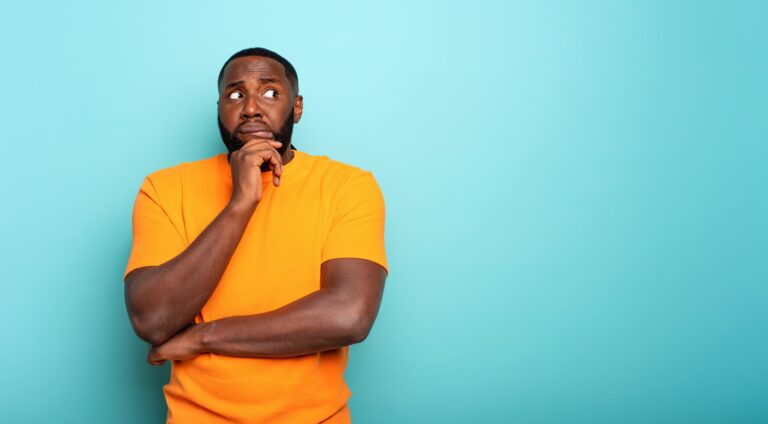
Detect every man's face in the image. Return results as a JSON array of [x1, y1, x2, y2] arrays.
[[218, 56, 302, 155]]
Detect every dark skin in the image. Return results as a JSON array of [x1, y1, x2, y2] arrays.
[[123, 56, 387, 365]]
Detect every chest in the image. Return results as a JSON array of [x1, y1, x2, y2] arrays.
[[182, 176, 335, 319]]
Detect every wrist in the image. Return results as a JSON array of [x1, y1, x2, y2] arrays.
[[225, 198, 258, 217], [194, 321, 215, 353]]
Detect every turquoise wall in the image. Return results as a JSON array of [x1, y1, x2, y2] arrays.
[[1, 1, 766, 422]]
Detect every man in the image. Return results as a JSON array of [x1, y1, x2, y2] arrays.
[[123, 47, 388, 423]]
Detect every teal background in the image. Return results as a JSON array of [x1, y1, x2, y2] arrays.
[[1, 1, 766, 422]]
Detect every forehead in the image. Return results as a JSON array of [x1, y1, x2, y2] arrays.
[[219, 56, 289, 89]]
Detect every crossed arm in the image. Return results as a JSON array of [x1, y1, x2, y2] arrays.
[[124, 202, 386, 365]]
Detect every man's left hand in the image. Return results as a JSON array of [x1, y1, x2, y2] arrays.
[[147, 324, 203, 366]]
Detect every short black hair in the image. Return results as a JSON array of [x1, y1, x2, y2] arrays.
[[217, 47, 299, 95]]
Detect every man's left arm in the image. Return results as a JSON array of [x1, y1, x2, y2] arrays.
[[147, 257, 386, 364]]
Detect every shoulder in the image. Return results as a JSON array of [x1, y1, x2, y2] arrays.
[[139, 153, 224, 198], [299, 151, 381, 190], [142, 153, 224, 186], [299, 152, 385, 212]]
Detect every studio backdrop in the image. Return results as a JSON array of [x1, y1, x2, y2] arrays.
[[1, 1, 766, 423]]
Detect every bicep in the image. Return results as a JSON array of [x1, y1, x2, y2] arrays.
[[124, 265, 154, 285], [320, 258, 387, 324]]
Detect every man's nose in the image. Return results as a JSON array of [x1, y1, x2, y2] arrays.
[[242, 96, 261, 118]]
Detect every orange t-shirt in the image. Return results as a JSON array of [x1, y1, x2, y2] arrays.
[[123, 150, 387, 423]]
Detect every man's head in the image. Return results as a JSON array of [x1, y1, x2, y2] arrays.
[[217, 48, 303, 155]]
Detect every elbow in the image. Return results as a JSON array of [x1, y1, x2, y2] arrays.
[[126, 293, 174, 345], [128, 310, 171, 345], [125, 272, 171, 345], [348, 324, 371, 345], [338, 310, 375, 345]]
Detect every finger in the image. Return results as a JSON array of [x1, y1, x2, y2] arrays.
[[261, 149, 283, 180], [241, 148, 283, 185], [240, 139, 282, 151], [243, 147, 282, 165], [272, 155, 283, 186], [148, 352, 165, 366]]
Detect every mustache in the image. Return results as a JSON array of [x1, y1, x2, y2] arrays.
[[218, 109, 295, 155]]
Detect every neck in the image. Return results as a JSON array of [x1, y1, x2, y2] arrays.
[[282, 148, 295, 165]]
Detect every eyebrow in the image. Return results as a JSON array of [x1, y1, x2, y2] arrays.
[[223, 77, 282, 90], [224, 80, 245, 90]]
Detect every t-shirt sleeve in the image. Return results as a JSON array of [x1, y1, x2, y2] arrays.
[[123, 176, 188, 281], [321, 171, 388, 272]]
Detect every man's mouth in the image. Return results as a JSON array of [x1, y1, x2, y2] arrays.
[[238, 122, 274, 139]]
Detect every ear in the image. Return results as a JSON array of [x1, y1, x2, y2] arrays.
[[293, 95, 304, 123]]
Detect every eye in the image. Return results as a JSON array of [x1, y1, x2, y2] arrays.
[[263, 89, 277, 99], [228, 91, 243, 100]]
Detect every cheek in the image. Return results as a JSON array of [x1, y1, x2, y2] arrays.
[[219, 105, 239, 125], [259, 107, 282, 126], [270, 103, 293, 123]]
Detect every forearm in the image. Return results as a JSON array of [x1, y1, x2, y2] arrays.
[[196, 287, 371, 358], [126, 202, 256, 345]]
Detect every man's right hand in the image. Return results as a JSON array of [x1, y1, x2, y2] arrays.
[[228, 139, 284, 208]]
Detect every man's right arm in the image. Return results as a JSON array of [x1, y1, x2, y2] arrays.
[[124, 138, 284, 346], [124, 201, 256, 345]]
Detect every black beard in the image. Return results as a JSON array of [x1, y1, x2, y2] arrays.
[[218, 109, 295, 159]]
